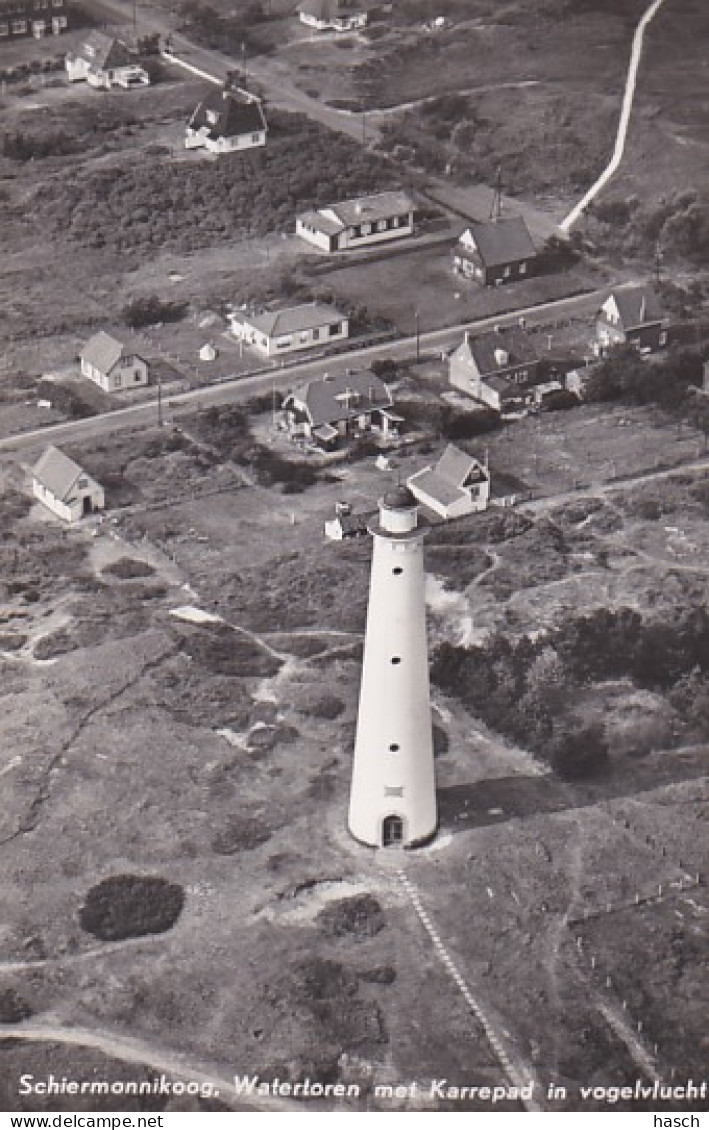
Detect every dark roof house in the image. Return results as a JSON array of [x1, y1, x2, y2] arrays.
[[595, 284, 668, 354], [283, 369, 401, 445], [185, 86, 267, 154], [453, 216, 537, 286], [449, 326, 540, 415]]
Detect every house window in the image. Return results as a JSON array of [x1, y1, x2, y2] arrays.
[[251, 132, 260, 142], [520, 262, 527, 274], [376, 219, 387, 232], [659, 331, 667, 346], [312, 328, 320, 340], [391, 216, 399, 228], [503, 265, 511, 278], [328, 323, 340, 337], [12, 18, 27, 31], [0, 22, 8, 33]]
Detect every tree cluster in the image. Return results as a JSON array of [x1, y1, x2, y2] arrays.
[[431, 603, 709, 777], [584, 344, 709, 438]]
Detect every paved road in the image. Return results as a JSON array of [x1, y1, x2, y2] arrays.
[[561, 0, 669, 231], [0, 289, 606, 458]]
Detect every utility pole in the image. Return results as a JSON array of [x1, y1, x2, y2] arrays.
[[490, 165, 503, 222], [361, 103, 366, 146], [157, 371, 163, 427], [415, 309, 420, 363]]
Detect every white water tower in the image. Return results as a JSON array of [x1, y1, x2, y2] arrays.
[[348, 487, 437, 848]]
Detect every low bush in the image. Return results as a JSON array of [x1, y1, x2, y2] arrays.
[[317, 895, 386, 939], [79, 874, 184, 941]]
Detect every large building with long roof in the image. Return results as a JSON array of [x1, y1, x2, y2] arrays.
[[296, 190, 415, 253]]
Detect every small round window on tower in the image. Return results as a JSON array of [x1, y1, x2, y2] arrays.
[[391, 657, 401, 665], [392, 567, 403, 576], [389, 743, 400, 752]]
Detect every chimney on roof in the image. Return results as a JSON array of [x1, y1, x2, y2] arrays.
[[464, 330, 470, 345], [518, 316, 526, 329], [493, 324, 502, 334], [494, 348, 509, 367], [639, 295, 647, 323]]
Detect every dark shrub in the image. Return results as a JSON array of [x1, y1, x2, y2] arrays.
[[317, 894, 386, 939], [0, 988, 33, 1023], [79, 874, 184, 941], [102, 557, 156, 579]]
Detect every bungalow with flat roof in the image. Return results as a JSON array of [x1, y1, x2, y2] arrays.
[[282, 369, 401, 447], [32, 446, 104, 523], [449, 326, 540, 416], [185, 86, 267, 154], [66, 31, 149, 89], [227, 302, 349, 358], [453, 216, 537, 286], [594, 284, 668, 355], [296, 190, 415, 253], [80, 331, 149, 393], [407, 443, 490, 520], [297, 0, 368, 30]]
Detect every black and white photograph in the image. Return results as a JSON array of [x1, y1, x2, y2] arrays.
[[0, 0, 707, 1120]]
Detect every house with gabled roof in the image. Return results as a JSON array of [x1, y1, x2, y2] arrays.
[[282, 369, 402, 447], [80, 331, 149, 393], [453, 216, 537, 286], [449, 326, 540, 416], [185, 86, 267, 154], [66, 31, 149, 89], [31, 446, 104, 523], [297, 0, 368, 30], [227, 302, 349, 358], [407, 443, 490, 520], [595, 284, 668, 355], [296, 190, 415, 253]]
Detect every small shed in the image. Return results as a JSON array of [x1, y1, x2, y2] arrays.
[[32, 446, 104, 523]]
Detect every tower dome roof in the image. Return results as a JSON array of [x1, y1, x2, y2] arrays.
[[381, 486, 417, 511]]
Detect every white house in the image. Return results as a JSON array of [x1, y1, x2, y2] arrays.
[[227, 302, 349, 358], [297, 190, 415, 253], [80, 331, 149, 393], [185, 86, 267, 154], [283, 369, 401, 447], [407, 443, 490, 520], [594, 285, 668, 355], [32, 446, 104, 523], [65, 32, 150, 89], [297, 0, 368, 31]]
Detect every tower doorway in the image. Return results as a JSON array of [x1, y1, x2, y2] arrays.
[[82, 496, 92, 516], [382, 815, 404, 847]]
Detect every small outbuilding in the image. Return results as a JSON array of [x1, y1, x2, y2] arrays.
[[407, 443, 490, 520], [32, 446, 104, 523]]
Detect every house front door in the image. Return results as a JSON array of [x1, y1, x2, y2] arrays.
[[82, 496, 92, 516]]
